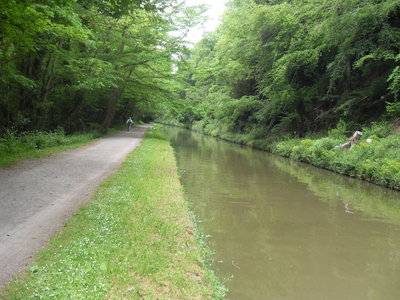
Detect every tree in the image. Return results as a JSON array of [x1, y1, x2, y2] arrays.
[[165, 0, 400, 137], [0, 0, 204, 134]]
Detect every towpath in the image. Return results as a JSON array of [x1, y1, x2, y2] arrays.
[[0, 125, 149, 287]]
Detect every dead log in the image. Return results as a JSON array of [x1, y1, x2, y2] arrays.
[[340, 131, 362, 149]]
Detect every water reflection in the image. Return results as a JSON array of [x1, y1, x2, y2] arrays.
[[162, 127, 400, 300], [272, 158, 400, 224]]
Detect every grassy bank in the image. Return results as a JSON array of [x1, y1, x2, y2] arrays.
[[1, 128, 225, 299], [160, 120, 400, 191], [0, 128, 122, 167], [268, 133, 400, 190]]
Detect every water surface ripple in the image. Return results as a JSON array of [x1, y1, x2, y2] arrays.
[[162, 127, 400, 300]]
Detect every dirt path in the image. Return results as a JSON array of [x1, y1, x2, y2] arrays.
[[0, 125, 149, 287]]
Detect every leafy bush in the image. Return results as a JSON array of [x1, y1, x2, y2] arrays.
[[18, 129, 73, 150], [328, 119, 349, 139], [0, 129, 98, 166], [0, 130, 18, 153], [386, 101, 400, 117], [361, 121, 391, 138]]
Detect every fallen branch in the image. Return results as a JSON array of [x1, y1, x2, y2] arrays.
[[340, 130, 362, 149]]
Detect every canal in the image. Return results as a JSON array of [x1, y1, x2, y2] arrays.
[[161, 126, 400, 300]]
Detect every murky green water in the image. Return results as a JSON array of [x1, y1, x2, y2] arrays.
[[161, 127, 400, 300]]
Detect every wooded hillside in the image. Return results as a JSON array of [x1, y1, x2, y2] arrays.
[[2, 0, 400, 138], [163, 0, 400, 138]]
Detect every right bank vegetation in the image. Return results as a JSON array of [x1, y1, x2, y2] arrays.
[[159, 0, 400, 190]]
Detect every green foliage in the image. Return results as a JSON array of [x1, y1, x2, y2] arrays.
[[271, 133, 400, 190], [0, 129, 99, 166], [386, 101, 400, 117], [362, 121, 392, 138], [163, 0, 400, 141], [328, 119, 349, 139], [388, 54, 400, 99], [0, 129, 17, 153], [0, 0, 203, 134]]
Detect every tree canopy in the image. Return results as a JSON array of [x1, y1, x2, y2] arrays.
[[2, 0, 400, 137], [0, 0, 203, 133], [162, 0, 400, 138]]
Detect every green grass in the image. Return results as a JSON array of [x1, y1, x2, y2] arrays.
[[0, 128, 122, 167], [1, 129, 225, 299], [270, 134, 400, 190]]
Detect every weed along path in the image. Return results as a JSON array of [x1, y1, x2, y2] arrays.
[[0, 125, 149, 287]]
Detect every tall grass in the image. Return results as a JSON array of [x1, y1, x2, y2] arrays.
[[0, 129, 103, 166]]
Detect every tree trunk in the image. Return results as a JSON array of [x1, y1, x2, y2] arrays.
[[100, 64, 134, 134], [66, 90, 85, 132], [100, 87, 123, 134], [35, 41, 62, 128], [99, 28, 130, 134]]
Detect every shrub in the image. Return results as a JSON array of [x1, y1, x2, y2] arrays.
[[0, 129, 98, 165], [270, 130, 400, 189], [362, 121, 391, 138], [386, 101, 400, 117], [377, 159, 400, 189], [0, 129, 18, 153], [328, 119, 348, 139]]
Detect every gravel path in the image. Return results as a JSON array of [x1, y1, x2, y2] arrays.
[[0, 125, 149, 287]]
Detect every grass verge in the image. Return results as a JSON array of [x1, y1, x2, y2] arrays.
[[0, 128, 122, 167], [1, 128, 225, 299]]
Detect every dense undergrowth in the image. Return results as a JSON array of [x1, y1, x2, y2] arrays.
[[270, 130, 400, 190], [1, 128, 225, 299], [0, 128, 122, 166]]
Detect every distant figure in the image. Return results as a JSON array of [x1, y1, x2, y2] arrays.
[[341, 131, 362, 149], [126, 117, 133, 131]]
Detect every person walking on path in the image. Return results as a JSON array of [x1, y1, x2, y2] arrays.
[[126, 117, 133, 131], [0, 125, 149, 287]]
